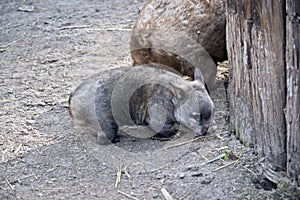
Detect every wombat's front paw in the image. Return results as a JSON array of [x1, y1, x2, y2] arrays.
[[207, 120, 218, 134], [156, 122, 179, 138], [96, 132, 118, 145]]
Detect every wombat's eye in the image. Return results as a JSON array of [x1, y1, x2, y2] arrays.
[[193, 85, 201, 90], [191, 113, 201, 119], [192, 84, 205, 91]]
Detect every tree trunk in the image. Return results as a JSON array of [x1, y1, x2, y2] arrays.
[[286, 0, 300, 185], [226, 0, 287, 169]]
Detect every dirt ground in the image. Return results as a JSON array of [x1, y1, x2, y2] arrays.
[[0, 0, 290, 199]]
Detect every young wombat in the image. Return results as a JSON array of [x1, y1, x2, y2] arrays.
[[69, 64, 214, 144], [130, 0, 226, 90]]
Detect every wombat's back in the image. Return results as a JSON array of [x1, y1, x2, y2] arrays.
[[130, 0, 226, 90], [131, 0, 226, 60]]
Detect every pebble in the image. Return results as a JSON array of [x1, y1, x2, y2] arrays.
[[152, 193, 159, 198], [178, 173, 185, 179], [201, 177, 214, 185], [17, 5, 35, 12], [191, 172, 204, 177]]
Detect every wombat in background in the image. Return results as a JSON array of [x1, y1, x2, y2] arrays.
[[69, 64, 214, 144], [130, 0, 226, 90]]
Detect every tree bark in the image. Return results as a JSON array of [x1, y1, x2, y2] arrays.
[[226, 0, 287, 169], [286, 0, 300, 185]]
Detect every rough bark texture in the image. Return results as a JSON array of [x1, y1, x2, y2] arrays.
[[226, 0, 287, 169], [286, 0, 300, 185]]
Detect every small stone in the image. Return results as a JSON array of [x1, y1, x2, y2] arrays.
[[186, 165, 199, 172], [152, 193, 159, 198], [37, 101, 47, 106], [178, 173, 185, 179], [17, 5, 35, 12], [156, 174, 163, 180], [191, 172, 204, 177], [201, 177, 213, 185]]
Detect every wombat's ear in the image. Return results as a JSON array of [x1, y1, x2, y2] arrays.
[[169, 82, 189, 100], [194, 68, 204, 83]]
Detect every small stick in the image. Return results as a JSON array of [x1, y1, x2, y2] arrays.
[[15, 174, 36, 182], [148, 187, 158, 191], [5, 179, 14, 190], [213, 146, 229, 151], [0, 41, 18, 49], [115, 164, 122, 188], [83, 28, 132, 31], [117, 190, 139, 200], [200, 153, 209, 161], [212, 159, 239, 172], [57, 25, 131, 32], [200, 153, 227, 167], [14, 143, 23, 154], [57, 25, 92, 30], [161, 137, 203, 150], [46, 168, 57, 173], [161, 188, 174, 200], [124, 170, 131, 179], [242, 166, 259, 178]]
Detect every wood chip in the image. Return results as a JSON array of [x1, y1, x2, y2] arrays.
[[117, 190, 139, 200]]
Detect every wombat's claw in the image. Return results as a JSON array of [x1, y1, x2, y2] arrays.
[[174, 132, 184, 139], [112, 136, 121, 143]]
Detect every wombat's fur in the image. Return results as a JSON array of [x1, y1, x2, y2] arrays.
[[69, 64, 214, 144], [130, 0, 226, 90]]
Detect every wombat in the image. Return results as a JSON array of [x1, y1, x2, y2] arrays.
[[130, 0, 226, 90], [69, 64, 214, 144]]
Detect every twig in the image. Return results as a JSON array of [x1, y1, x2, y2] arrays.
[[148, 187, 158, 191], [200, 153, 227, 167], [11, 174, 37, 184], [5, 179, 14, 190], [0, 41, 18, 49], [161, 188, 174, 200], [115, 164, 123, 188], [124, 170, 131, 179], [200, 153, 209, 161], [161, 137, 203, 150], [213, 146, 229, 151], [14, 143, 23, 154], [83, 28, 132, 31], [242, 166, 259, 178], [212, 159, 239, 172], [46, 168, 57, 173], [117, 190, 140, 200], [179, 187, 202, 200], [17, 174, 37, 181], [57, 25, 131, 32], [57, 25, 93, 30]]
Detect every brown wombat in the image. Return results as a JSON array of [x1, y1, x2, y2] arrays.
[[130, 0, 226, 90], [69, 64, 214, 144]]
